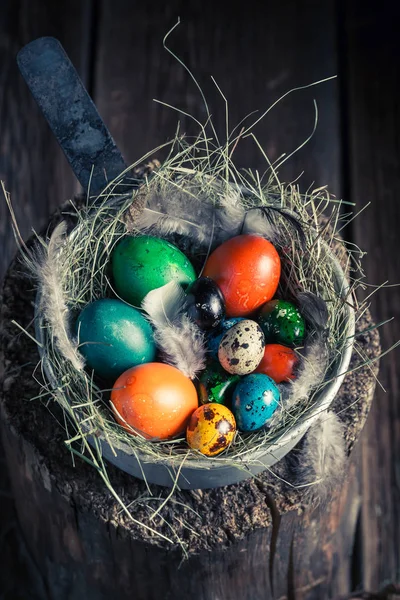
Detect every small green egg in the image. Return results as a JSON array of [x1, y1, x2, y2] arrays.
[[76, 298, 156, 380], [258, 299, 305, 346], [112, 235, 196, 306], [197, 363, 240, 405]]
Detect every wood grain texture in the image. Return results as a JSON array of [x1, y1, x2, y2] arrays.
[[340, 0, 400, 591], [0, 2, 93, 597], [94, 0, 341, 195], [0, 0, 93, 282], [0, 0, 399, 597], [290, 456, 362, 600], [0, 245, 380, 599]]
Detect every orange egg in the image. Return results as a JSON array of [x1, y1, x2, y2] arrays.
[[253, 344, 298, 383], [203, 235, 281, 317], [110, 363, 198, 440]]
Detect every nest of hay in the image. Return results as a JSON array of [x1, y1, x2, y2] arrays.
[[28, 132, 357, 477]]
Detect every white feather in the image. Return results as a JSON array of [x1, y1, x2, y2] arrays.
[[28, 222, 84, 371], [294, 411, 347, 504], [141, 281, 186, 326], [141, 284, 206, 379]]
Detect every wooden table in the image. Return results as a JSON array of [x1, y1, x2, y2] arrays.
[[0, 1, 399, 598]]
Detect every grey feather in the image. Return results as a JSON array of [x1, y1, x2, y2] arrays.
[[135, 187, 211, 246], [128, 178, 244, 251], [297, 291, 329, 334], [27, 222, 84, 371], [141, 283, 206, 379], [267, 338, 329, 430], [214, 186, 245, 246], [241, 208, 280, 245], [292, 411, 347, 505], [242, 206, 306, 248], [284, 339, 329, 414], [152, 314, 206, 380]]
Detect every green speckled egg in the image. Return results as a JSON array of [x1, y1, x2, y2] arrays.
[[258, 299, 305, 346], [76, 298, 156, 380], [112, 235, 196, 306], [197, 363, 240, 405]]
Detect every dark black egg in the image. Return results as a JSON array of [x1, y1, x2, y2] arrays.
[[184, 277, 226, 330]]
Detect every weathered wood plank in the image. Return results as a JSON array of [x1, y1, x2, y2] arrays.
[[0, 0, 94, 282], [94, 0, 341, 195], [0, 2, 93, 597], [2, 1, 398, 597], [291, 454, 362, 600], [340, 0, 400, 591]]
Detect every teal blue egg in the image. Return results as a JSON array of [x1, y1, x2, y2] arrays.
[[76, 298, 156, 380], [232, 374, 280, 432], [207, 317, 245, 361], [197, 363, 240, 405]]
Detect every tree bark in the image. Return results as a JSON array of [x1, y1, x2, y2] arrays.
[[0, 239, 380, 600]]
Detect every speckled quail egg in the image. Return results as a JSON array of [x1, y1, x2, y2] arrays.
[[218, 319, 265, 375]]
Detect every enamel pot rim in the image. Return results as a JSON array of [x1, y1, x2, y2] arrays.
[[35, 224, 355, 490]]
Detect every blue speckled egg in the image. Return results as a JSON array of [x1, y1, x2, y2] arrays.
[[232, 374, 280, 432], [207, 317, 245, 361], [76, 298, 156, 380]]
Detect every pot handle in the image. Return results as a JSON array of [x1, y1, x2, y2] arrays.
[[17, 36, 128, 197]]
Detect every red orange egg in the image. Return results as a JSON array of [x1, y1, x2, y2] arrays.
[[203, 235, 281, 317], [253, 344, 298, 383], [110, 363, 198, 440]]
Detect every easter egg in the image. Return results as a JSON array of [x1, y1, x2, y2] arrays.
[[254, 344, 298, 383], [112, 235, 196, 306], [203, 234, 281, 317], [184, 277, 225, 330], [218, 319, 265, 375], [232, 374, 280, 432], [76, 298, 156, 380], [186, 404, 236, 456], [197, 363, 240, 405], [111, 363, 198, 440], [207, 317, 245, 361], [258, 299, 305, 346]]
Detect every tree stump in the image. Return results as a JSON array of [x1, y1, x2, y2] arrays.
[[0, 229, 380, 600]]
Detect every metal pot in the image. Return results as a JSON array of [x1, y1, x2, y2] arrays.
[[35, 227, 355, 490]]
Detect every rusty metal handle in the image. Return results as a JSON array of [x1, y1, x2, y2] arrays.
[[17, 37, 128, 196]]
